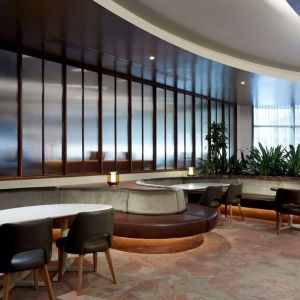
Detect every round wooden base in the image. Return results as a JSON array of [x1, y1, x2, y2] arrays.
[[112, 234, 204, 254]]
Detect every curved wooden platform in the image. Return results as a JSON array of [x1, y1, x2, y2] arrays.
[[112, 204, 218, 253]]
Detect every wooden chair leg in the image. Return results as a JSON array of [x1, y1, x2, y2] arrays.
[[77, 255, 84, 296], [93, 252, 98, 272], [57, 247, 64, 281], [276, 212, 283, 235], [2, 273, 10, 300], [225, 204, 228, 217], [105, 249, 117, 284], [229, 204, 233, 222], [238, 203, 244, 221], [41, 265, 55, 300], [33, 269, 39, 290]]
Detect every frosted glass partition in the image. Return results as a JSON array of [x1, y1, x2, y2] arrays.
[[102, 75, 115, 161], [143, 84, 153, 170], [177, 93, 185, 168], [116, 78, 128, 162], [166, 90, 174, 169], [217, 101, 223, 123], [156, 87, 165, 169], [44, 60, 63, 175], [211, 101, 216, 123], [84, 70, 99, 172], [22, 55, 43, 176], [185, 95, 193, 167], [131, 82, 142, 162], [202, 99, 209, 159], [0, 49, 18, 176], [66, 66, 83, 173], [195, 97, 202, 164]]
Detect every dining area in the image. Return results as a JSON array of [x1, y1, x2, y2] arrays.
[[0, 203, 116, 299]]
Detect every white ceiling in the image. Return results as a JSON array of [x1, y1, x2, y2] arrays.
[[101, 0, 300, 82]]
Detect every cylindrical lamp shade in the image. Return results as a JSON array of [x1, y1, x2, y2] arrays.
[[107, 171, 119, 185], [187, 167, 195, 176]]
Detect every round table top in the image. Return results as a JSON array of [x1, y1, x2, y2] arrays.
[[0, 203, 112, 226], [171, 182, 230, 191]]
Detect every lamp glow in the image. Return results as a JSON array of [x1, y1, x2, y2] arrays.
[[107, 171, 119, 185], [187, 167, 195, 176]]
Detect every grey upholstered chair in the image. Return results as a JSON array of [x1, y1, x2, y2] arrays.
[[275, 188, 300, 235], [220, 183, 244, 222], [197, 186, 222, 218], [0, 218, 54, 300], [56, 208, 116, 295]]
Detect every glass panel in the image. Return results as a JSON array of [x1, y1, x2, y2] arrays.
[[44, 60, 63, 175], [230, 106, 235, 154], [295, 127, 300, 145], [254, 127, 292, 148], [177, 93, 185, 168], [0, 49, 18, 176], [156, 88, 165, 169], [211, 101, 217, 123], [185, 95, 193, 167], [22, 55, 43, 176], [166, 90, 174, 169], [202, 99, 209, 159], [195, 97, 202, 166], [132, 82, 142, 161], [217, 101, 223, 123], [66, 66, 83, 173], [102, 75, 115, 161], [116, 78, 128, 161], [84, 70, 99, 173], [143, 84, 153, 170], [224, 104, 230, 158]]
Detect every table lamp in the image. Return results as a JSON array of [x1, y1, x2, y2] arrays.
[[107, 171, 119, 185], [187, 167, 195, 176]]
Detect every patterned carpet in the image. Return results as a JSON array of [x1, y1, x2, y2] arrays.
[[9, 218, 300, 300]]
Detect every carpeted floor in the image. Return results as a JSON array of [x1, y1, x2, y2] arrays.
[[9, 218, 300, 299]]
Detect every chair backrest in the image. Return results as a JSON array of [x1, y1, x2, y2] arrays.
[[223, 183, 243, 204], [65, 208, 114, 253], [275, 188, 300, 211], [0, 218, 53, 272], [198, 186, 222, 207]]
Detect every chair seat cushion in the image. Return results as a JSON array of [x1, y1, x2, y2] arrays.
[[221, 197, 241, 205], [205, 200, 220, 209], [56, 236, 109, 254], [281, 204, 300, 215], [10, 249, 45, 272]]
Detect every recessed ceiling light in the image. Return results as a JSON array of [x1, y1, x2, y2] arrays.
[[240, 81, 246, 85], [149, 56, 155, 60]]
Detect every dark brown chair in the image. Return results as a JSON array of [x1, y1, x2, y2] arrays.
[[197, 186, 222, 218], [56, 208, 116, 295], [0, 218, 54, 300], [275, 188, 300, 235], [221, 183, 244, 222]]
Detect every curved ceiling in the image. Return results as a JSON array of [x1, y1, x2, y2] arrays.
[[97, 0, 300, 81]]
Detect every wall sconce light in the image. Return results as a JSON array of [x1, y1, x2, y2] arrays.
[[107, 171, 119, 185], [187, 167, 195, 176]]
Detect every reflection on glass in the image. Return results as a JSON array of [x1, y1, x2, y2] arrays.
[[202, 99, 208, 159], [156, 88, 165, 169], [166, 90, 174, 169], [224, 104, 230, 157], [102, 75, 115, 161], [217, 101, 223, 123], [177, 93, 185, 169], [22, 55, 43, 176], [195, 97, 202, 163], [143, 84, 153, 170], [44, 60, 63, 174], [132, 82, 142, 161], [66, 66, 83, 173], [211, 101, 216, 123], [185, 95, 193, 167], [84, 70, 99, 172], [116, 78, 128, 161], [0, 49, 18, 176]]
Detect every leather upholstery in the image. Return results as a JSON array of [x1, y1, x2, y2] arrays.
[[197, 186, 222, 208], [0, 218, 52, 273], [275, 188, 300, 215], [56, 208, 114, 255], [221, 183, 243, 205]]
